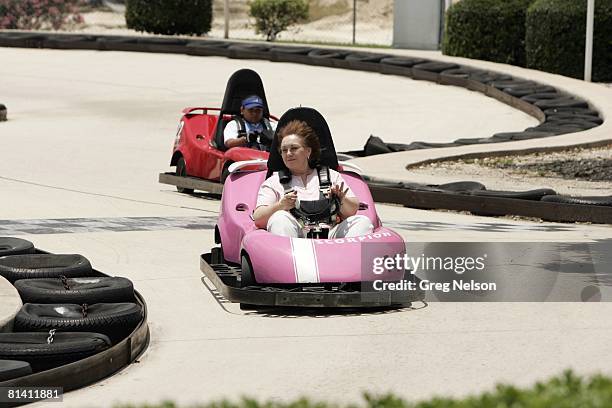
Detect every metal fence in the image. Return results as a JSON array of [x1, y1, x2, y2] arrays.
[[209, 0, 393, 47]]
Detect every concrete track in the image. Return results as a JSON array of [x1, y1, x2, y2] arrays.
[[0, 48, 610, 407]]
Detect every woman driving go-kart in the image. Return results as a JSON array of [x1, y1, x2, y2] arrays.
[[253, 119, 373, 239], [202, 107, 424, 308]]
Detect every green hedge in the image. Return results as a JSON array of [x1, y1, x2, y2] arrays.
[[442, 0, 535, 66], [116, 371, 612, 408], [125, 0, 212, 36], [526, 0, 612, 82]]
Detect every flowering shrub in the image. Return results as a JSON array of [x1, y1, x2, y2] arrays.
[[0, 0, 84, 30]]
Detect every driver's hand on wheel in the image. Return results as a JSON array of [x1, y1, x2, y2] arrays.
[[330, 182, 349, 203], [246, 131, 260, 144], [278, 190, 297, 211]]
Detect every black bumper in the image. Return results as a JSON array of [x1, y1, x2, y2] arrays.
[[200, 253, 424, 308]]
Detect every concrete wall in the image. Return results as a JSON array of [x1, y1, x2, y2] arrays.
[[393, 0, 445, 50]]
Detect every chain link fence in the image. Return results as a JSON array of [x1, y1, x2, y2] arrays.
[[209, 0, 393, 46]]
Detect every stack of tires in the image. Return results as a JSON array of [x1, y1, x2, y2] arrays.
[[0, 237, 142, 379]]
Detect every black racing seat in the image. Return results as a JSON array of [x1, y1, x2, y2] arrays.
[[213, 69, 271, 151], [266, 107, 339, 179]]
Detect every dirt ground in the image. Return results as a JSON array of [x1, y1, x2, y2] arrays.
[[409, 145, 612, 196]]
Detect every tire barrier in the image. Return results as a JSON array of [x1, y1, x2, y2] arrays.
[[0, 31, 601, 147], [367, 181, 612, 224], [0, 31, 607, 223], [0, 237, 35, 257], [14, 276, 135, 304], [0, 332, 111, 373], [0, 360, 32, 381], [0, 237, 148, 401], [0, 254, 94, 283], [14, 303, 143, 344]]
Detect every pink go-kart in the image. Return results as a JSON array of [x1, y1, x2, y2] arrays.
[[200, 107, 423, 308]]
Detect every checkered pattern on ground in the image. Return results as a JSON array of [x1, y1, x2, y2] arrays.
[[0, 216, 217, 235], [0, 216, 574, 235]]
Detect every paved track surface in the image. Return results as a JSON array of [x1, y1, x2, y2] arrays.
[[0, 48, 611, 407]]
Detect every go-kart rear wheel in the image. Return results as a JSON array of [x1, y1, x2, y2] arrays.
[[240, 254, 256, 288], [220, 161, 233, 184], [210, 247, 224, 264], [176, 157, 194, 194]]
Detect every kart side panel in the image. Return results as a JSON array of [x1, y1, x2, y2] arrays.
[[218, 171, 266, 263], [176, 113, 223, 180]]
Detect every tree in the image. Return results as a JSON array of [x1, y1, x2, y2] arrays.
[[249, 0, 309, 42]]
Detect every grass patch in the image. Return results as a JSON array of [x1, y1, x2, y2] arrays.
[[114, 370, 612, 408]]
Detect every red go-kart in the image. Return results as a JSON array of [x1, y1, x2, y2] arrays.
[[159, 69, 278, 194]]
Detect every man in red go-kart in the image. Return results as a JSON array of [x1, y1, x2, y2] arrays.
[[161, 69, 279, 193], [223, 94, 276, 151]]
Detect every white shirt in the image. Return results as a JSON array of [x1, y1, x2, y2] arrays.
[[223, 119, 277, 145], [256, 168, 355, 209]]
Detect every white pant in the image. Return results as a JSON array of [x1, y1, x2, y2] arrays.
[[267, 210, 374, 238]]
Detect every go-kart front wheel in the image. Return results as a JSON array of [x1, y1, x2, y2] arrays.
[[240, 254, 256, 288], [175, 157, 194, 194]]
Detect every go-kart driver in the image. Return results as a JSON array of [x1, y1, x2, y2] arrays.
[[224, 95, 276, 151], [253, 120, 373, 238]]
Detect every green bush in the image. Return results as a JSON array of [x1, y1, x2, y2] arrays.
[[125, 0, 212, 36], [526, 0, 612, 82], [115, 371, 612, 408], [442, 0, 535, 66], [249, 0, 309, 41]]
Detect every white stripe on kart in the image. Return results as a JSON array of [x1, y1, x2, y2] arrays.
[[291, 238, 320, 283]]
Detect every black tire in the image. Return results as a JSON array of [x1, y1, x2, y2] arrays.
[[491, 131, 556, 141], [543, 107, 599, 117], [413, 61, 459, 73], [210, 247, 224, 264], [0, 360, 32, 381], [0, 237, 35, 257], [386, 141, 461, 151], [540, 119, 599, 130], [546, 115, 603, 125], [541, 195, 612, 206], [240, 254, 256, 288], [14, 303, 143, 344], [345, 52, 386, 62], [364, 135, 394, 156], [0, 332, 111, 373], [15, 277, 134, 304], [491, 79, 536, 90], [535, 98, 589, 110], [0, 254, 94, 284], [175, 157, 194, 194], [453, 137, 494, 145], [269, 46, 312, 55], [471, 188, 557, 200], [440, 67, 484, 79], [0, 103, 6, 122], [503, 85, 556, 97], [546, 112, 603, 125], [307, 49, 348, 59], [379, 56, 427, 67], [520, 92, 567, 103], [438, 181, 486, 192], [469, 72, 512, 84], [220, 161, 233, 183]]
